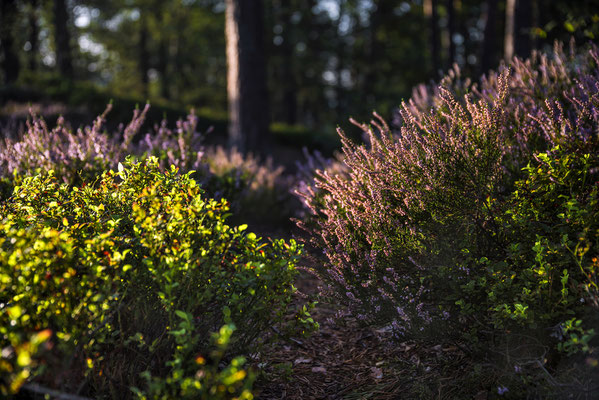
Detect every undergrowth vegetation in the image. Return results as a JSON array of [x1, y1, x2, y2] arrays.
[[0, 103, 297, 226], [1, 41, 598, 399], [298, 42, 599, 397], [0, 158, 307, 398]]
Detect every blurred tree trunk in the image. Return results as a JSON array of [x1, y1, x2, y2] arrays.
[[173, 6, 184, 101], [335, 4, 346, 118], [53, 0, 73, 79], [226, 0, 270, 155], [424, 0, 441, 77], [28, 0, 39, 72], [0, 0, 20, 83], [139, 15, 150, 98], [481, 0, 498, 74], [157, 38, 170, 99], [514, 0, 533, 58], [152, 3, 170, 100], [364, 0, 384, 107], [280, 5, 297, 125], [504, 0, 515, 60], [447, 0, 456, 67]]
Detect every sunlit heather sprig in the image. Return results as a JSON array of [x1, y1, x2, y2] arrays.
[[298, 43, 599, 339], [293, 148, 348, 218], [0, 103, 297, 221], [202, 146, 297, 219], [0, 104, 121, 184], [122, 103, 150, 147], [398, 41, 599, 172], [136, 108, 206, 173]]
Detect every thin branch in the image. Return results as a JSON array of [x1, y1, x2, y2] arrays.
[[270, 325, 306, 349], [22, 383, 93, 400]]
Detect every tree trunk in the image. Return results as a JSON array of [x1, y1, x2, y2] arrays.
[[53, 0, 73, 79], [447, 0, 456, 67], [514, 0, 533, 58], [481, 0, 498, 74], [424, 0, 441, 77], [280, 5, 297, 125], [151, 3, 170, 100], [158, 38, 170, 99], [28, 0, 39, 72], [139, 15, 150, 98], [504, 0, 515, 61], [0, 0, 20, 84], [335, 6, 346, 118], [226, 0, 270, 155], [173, 8, 184, 101]]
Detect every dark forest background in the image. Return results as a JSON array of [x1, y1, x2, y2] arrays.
[[1, 0, 598, 154]]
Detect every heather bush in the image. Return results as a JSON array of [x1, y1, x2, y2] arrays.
[[402, 41, 599, 172], [203, 146, 299, 224], [0, 103, 149, 196], [300, 42, 599, 362], [0, 157, 303, 398], [300, 75, 509, 335], [0, 104, 298, 223], [0, 105, 121, 190], [294, 148, 348, 219], [135, 108, 206, 174]]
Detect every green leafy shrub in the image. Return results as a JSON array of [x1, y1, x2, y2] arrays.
[[138, 120, 298, 225], [0, 105, 299, 224], [448, 145, 599, 397], [461, 146, 599, 332], [1, 157, 302, 398]]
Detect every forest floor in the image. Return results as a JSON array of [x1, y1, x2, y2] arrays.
[[254, 273, 476, 399], [249, 228, 476, 400]]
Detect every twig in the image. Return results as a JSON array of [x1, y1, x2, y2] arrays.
[[22, 383, 93, 400], [270, 326, 307, 349]]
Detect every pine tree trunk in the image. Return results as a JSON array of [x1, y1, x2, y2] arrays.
[[514, 0, 533, 58], [139, 15, 150, 98], [158, 39, 170, 99], [335, 6, 345, 118], [481, 0, 498, 74], [53, 0, 73, 79], [280, 6, 297, 125], [226, 0, 270, 155], [447, 0, 456, 67], [504, 0, 516, 61], [424, 0, 441, 77], [1, 0, 20, 83], [28, 0, 39, 72]]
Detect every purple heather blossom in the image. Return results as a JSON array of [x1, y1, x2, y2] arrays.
[[514, 365, 522, 373], [497, 386, 509, 395], [295, 42, 599, 338], [0, 104, 293, 218]]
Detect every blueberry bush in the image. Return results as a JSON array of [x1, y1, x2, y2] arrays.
[[1, 157, 303, 398], [0, 104, 297, 224]]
